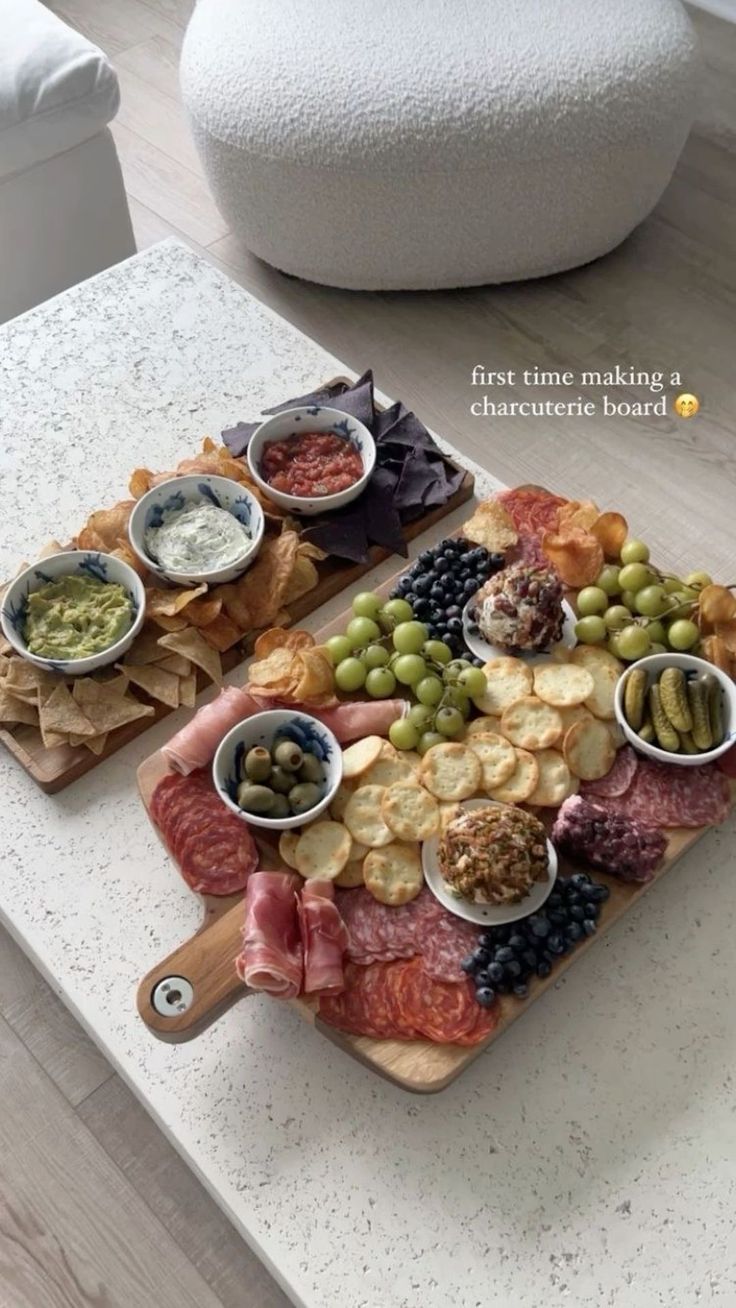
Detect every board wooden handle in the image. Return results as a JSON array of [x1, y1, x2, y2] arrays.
[[137, 901, 246, 1040]]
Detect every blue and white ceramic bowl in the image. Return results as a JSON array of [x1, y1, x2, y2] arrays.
[[213, 709, 343, 831], [0, 550, 146, 676], [127, 474, 265, 585], [246, 405, 376, 515]]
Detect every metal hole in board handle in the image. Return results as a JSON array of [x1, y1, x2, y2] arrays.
[[151, 976, 194, 1016]]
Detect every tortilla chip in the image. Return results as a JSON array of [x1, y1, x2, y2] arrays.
[[0, 687, 39, 726], [77, 502, 134, 552], [97, 673, 129, 695], [589, 511, 628, 559], [542, 528, 604, 588], [72, 678, 155, 732], [145, 584, 207, 618], [213, 581, 252, 632], [130, 468, 154, 499], [557, 500, 600, 533], [462, 500, 518, 552], [156, 653, 191, 676], [82, 732, 109, 755], [179, 671, 197, 707], [180, 595, 222, 628], [4, 662, 57, 696], [254, 627, 315, 658], [148, 612, 189, 633], [124, 629, 169, 666], [199, 613, 243, 652], [157, 627, 223, 685], [282, 555, 320, 605], [117, 663, 181, 708], [39, 683, 96, 738]]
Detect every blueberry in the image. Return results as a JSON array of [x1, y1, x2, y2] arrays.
[[547, 892, 562, 908], [494, 946, 515, 964], [565, 922, 583, 942], [460, 954, 476, 974], [479, 931, 494, 949], [512, 983, 529, 999], [473, 657, 485, 668], [490, 552, 505, 567], [527, 914, 550, 939], [475, 969, 492, 987], [547, 909, 567, 927], [521, 948, 538, 970], [414, 598, 431, 619], [536, 960, 552, 978], [463, 577, 478, 595], [413, 576, 432, 597], [418, 550, 434, 567], [447, 618, 463, 634], [504, 959, 522, 979], [589, 883, 611, 902], [446, 605, 461, 619], [582, 901, 599, 919], [547, 933, 565, 955], [570, 872, 591, 888], [475, 986, 496, 1008], [435, 556, 450, 574], [471, 948, 490, 968], [487, 961, 505, 984], [508, 933, 527, 952], [582, 918, 597, 937], [568, 903, 585, 922]]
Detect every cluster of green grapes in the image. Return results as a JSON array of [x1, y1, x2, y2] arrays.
[[325, 591, 487, 753], [574, 539, 709, 662]]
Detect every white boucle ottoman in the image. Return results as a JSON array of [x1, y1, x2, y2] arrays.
[[181, 0, 700, 291]]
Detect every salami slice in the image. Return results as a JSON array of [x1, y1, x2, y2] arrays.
[[319, 962, 416, 1039], [397, 958, 479, 1043], [717, 744, 736, 779], [581, 745, 638, 799], [336, 887, 483, 976], [151, 770, 258, 895], [590, 758, 731, 829]]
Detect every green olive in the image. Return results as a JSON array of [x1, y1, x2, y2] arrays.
[[288, 781, 320, 815], [268, 793, 291, 819], [236, 782, 275, 813], [298, 752, 324, 784], [273, 739, 304, 772], [244, 746, 271, 782], [269, 765, 294, 794]]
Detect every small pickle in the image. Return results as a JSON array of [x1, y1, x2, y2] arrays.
[[288, 781, 320, 815], [624, 667, 648, 731], [273, 739, 304, 772], [298, 753, 324, 784], [237, 782, 275, 813], [707, 677, 724, 747], [658, 667, 692, 733], [268, 793, 291, 819], [270, 765, 295, 794], [638, 717, 656, 744], [244, 746, 272, 782], [679, 731, 700, 754], [688, 680, 713, 752], [649, 684, 680, 752]]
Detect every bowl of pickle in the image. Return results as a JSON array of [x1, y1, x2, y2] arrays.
[[614, 652, 736, 767], [213, 709, 343, 829]]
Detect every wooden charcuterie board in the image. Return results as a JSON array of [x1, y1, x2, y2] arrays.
[[135, 562, 732, 1093], [1, 377, 473, 794]]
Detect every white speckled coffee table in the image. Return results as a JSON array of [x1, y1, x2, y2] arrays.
[[2, 242, 735, 1308]]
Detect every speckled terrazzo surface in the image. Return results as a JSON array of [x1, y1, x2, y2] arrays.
[[2, 241, 735, 1308]]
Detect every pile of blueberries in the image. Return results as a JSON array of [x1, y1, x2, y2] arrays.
[[462, 874, 611, 1007], [390, 537, 505, 661]]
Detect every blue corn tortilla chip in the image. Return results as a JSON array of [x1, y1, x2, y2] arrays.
[[221, 420, 260, 457]]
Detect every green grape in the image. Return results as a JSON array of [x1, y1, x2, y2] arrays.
[[423, 639, 452, 665], [365, 667, 397, 698], [392, 620, 428, 655], [635, 584, 668, 618], [444, 658, 472, 682], [346, 616, 381, 648], [607, 635, 624, 658], [644, 619, 667, 645], [393, 653, 427, 685], [575, 615, 607, 644], [683, 571, 713, 590], [666, 587, 698, 618], [604, 605, 632, 631], [618, 562, 654, 593], [667, 619, 699, 650], [408, 704, 436, 730], [351, 590, 382, 620], [325, 634, 352, 666], [435, 706, 464, 738], [577, 586, 608, 616], [663, 577, 683, 594], [621, 590, 639, 612], [620, 539, 650, 565], [363, 643, 390, 670], [389, 718, 420, 751], [334, 657, 367, 692], [380, 597, 413, 626], [417, 730, 446, 756], [595, 565, 621, 596], [416, 675, 444, 706], [458, 667, 487, 697], [649, 642, 667, 655], [444, 685, 471, 718], [616, 625, 652, 661]]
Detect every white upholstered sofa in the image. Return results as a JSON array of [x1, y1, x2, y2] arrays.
[[0, 0, 135, 322]]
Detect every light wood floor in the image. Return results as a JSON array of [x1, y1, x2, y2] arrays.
[[3, 3, 735, 1305]]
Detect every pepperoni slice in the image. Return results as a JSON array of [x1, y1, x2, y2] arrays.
[[397, 958, 478, 1044], [151, 770, 258, 896]]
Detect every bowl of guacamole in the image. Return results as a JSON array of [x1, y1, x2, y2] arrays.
[[1, 551, 146, 675], [128, 474, 265, 585]]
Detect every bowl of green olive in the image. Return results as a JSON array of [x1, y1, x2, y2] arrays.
[[213, 709, 343, 829]]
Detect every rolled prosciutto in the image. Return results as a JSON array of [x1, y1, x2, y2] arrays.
[[299, 880, 349, 996], [236, 871, 303, 998]]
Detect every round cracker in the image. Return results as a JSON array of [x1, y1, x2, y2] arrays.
[[488, 748, 539, 803], [381, 782, 439, 842], [562, 718, 616, 781], [526, 749, 571, 806], [471, 656, 533, 715], [557, 703, 595, 734], [341, 735, 384, 779], [293, 820, 351, 879], [533, 662, 595, 708], [466, 714, 503, 738], [569, 646, 622, 720], [278, 830, 300, 869], [329, 780, 356, 823], [348, 835, 370, 862], [466, 732, 517, 790], [362, 752, 417, 789], [334, 858, 366, 888], [500, 696, 563, 750], [418, 742, 482, 801], [343, 785, 395, 847], [364, 843, 422, 906]]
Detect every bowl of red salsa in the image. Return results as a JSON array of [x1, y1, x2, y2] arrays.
[[246, 405, 375, 515]]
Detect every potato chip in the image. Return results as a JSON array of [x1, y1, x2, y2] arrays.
[[297, 541, 327, 562], [462, 499, 518, 552], [278, 831, 301, 869], [699, 584, 736, 630], [229, 532, 300, 630], [282, 555, 320, 605], [589, 511, 628, 559], [39, 683, 96, 738], [254, 627, 315, 658], [130, 468, 154, 498], [110, 544, 148, 578], [542, 528, 604, 588], [118, 663, 180, 708], [557, 499, 600, 533], [158, 628, 223, 685], [179, 671, 197, 707], [248, 647, 297, 691], [72, 679, 155, 732], [145, 584, 207, 618], [293, 649, 335, 703], [701, 633, 733, 674], [37, 540, 65, 560], [200, 613, 243, 652], [76, 502, 134, 553], [180, 596, 222, 628], [715, 621, 736, 656]]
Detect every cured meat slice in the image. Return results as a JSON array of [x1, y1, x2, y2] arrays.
[[420, 912, 484, 983], [336, 887, 482, 975], [580, 745, 638, 799], [299, 880, 349, 995], [150, 770, 258, 896], [319, 958, 497, 1046], [551, 794, 666, 883], [397, 957, 479, 1043], [163, 686, 257, 773], [318, 962, 414, 1039], [310, 699, 407, 744], [237, 871, 303, 998], [497, 487, 567, 542], [589, 758, 731, 829], [717, 744, 736, 779]]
